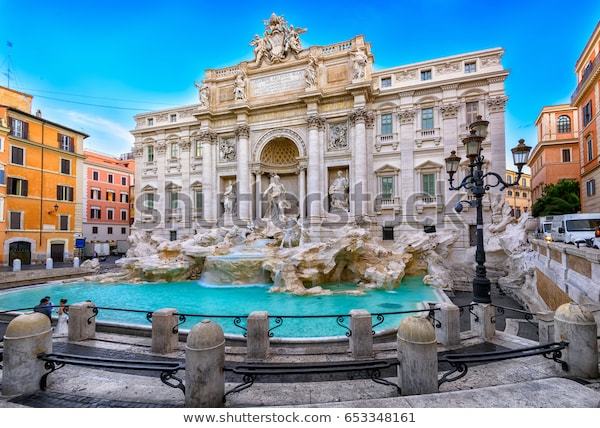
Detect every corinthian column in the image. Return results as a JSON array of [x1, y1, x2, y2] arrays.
[[200, 130, 216, 224], [307, 115, 325, 223], [235, 124, 251, 222], [350, 108, 372, 217]]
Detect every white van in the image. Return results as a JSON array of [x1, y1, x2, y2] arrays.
[[538, 216, 555, 241], [551, 213, 600, 244]]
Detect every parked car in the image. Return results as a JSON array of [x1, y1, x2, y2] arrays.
[[550, 213, 600, 245]]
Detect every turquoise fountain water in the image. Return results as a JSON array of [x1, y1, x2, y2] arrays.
[[0, 276, 441, 338]]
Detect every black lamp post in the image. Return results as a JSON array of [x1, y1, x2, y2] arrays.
[[444, 116, 531, 303]]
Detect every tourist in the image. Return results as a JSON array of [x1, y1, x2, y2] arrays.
[[55, 299, 69, 337], [33, 297, 52, 320]]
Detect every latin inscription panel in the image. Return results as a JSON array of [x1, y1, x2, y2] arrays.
[[250, 69, 304, 97]]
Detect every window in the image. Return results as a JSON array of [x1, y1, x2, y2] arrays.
[[7, 177, 28, 196], [0, 165, 4, 185], [508, 190, 513, 196], [59, 215, 69, 231], [169, 191, 179, 209], [381, 176, 394, 198], [107, 209, 114, 220], [506, 175, 513, 184], [92, 170, 99, 181], [58, 134, 74, 152], [170, 230, 177, 241], [522, 191, 527, 198], [421, 69, 432, 81], [382, 226, 394, 240], [60, 159, 71, 175], [147, 118, 154, 126], [120, 210, 127, 221], [170, 114, 177, 123], [120, 193, 128, 203], [108, 174, 113, 184], [147, 145, 154, 162], [422, 173, 435, 196], [562, 149, 571, 163], [194, 140, 202, 158], [11, 146, 24, 165], [121, 176, 127, 186], [421, 108, 434, 129], [170, 142, 178, 159], [90, 189, 101, 200], [145, 193, 155, 210], [466, 101, 479, 125], [586, 179, 596, 197], [90, 208, 101, 219], [195, 190, 203, 210], [557, 115, 571, 133], [92, 226, 98, 234], [515, 192, 520, 197], [381, 77, 392, 88], [522, 179, 527, 187], [56, 185, 74, 201], [583, 101, 593, 127], [464, 61, 476, 73], [9, 211, 22, 230], [107, 227, 113, 235], [380, 113, 393, 135], [121, 227, 127, 235], [9, 118, 28, 139], [587, 137, 594, 162], [0, 197, 3, 222], [106, 191, 115, 202]]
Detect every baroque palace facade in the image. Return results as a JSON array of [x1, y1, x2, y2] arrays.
[[132, 14, 508, 246]]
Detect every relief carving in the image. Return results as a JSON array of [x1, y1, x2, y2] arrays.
[[328, 122, 348, 151]]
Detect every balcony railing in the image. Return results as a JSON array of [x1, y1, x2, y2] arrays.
[[375, 133, 398, 151], [375, 196, 402, 212], [572, 54, 600, 103], [416, 128, 440, 140]]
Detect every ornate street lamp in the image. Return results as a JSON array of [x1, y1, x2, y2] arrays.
[[444, 116, 531, 303]]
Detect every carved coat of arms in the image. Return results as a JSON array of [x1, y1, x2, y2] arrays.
[[250, 13, 306, 65]]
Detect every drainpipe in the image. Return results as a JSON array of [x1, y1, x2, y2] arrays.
[[39, 122, 44, 263]]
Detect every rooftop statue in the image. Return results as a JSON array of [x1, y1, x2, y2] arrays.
[[250, 13, 307, 65]]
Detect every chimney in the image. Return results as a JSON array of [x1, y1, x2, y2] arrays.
[[35, 109, 42, 118]]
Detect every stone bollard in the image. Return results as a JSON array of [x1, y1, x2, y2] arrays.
[[151, 308, 179, 354], [46, 258, 53, 270], [185, 320, 225, 407], [350, 309, 373, 359], [470, 303, 495, 340], [2, 313, 53, 396], [73, 257, 80, 268], [397, 315, 438, 395], [246, 311, 270, 361], [537, 311, 555, 345], [12, 259, 21, 272], [68, 301, 96, 342], [554, 303, 599, 378], [436, 303, 460, 346]]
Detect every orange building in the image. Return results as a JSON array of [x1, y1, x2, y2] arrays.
[[83, 150, 135, 252], [529, 105, 580, 204], [0, 86, 88, 266], [572, 21, 600, 212], [504, 169, 531, 218]]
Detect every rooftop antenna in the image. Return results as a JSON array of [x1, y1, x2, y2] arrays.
[[3, 41, 13, 88]]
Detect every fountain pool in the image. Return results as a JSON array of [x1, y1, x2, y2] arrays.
[[0, 276, 444, 338]]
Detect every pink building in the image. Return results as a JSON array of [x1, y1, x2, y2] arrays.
[[83, 150, 135, 253]]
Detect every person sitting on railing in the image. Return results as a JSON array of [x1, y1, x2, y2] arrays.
[[33, 297, 52, 320]]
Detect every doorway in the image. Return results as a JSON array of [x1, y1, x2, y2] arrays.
[[9, 241, 32, 266], [50, 243, 65, 263]]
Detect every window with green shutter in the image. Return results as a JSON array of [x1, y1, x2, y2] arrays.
[[422, 173, 436, 196]]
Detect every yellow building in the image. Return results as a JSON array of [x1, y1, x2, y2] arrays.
[[0, 86, 88, 266], [504, 169, 532, 218]]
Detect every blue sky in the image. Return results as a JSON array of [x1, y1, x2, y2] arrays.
[[0, 0, 599, 169]]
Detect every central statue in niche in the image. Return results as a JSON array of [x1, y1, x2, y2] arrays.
[[329, 171, 349, 211], [263, 174, 290, 219]]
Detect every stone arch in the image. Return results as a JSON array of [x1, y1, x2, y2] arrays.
[[4, 237, 36, 266], [253, 128, 306, 164]]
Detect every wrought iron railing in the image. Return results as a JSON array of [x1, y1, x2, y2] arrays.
[[491, 304, 538, 331]]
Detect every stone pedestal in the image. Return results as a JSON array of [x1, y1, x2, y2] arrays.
[[46, 258, 53, 270], [12, 259, 21, 272], [397, 316, 438, 395], [73, 257, 80, 268], [185, 320, 225, 407], [246, 311, 270, 361], [436, 303, 460, 346], [68, 301, 96, 342], [471, 303, 495, 340], [350, 309, 373, 359], [2, 313, 52, 396], [554, 303, 599, 378], [537, 311, 555, 345], [151, 308, 179, 354]]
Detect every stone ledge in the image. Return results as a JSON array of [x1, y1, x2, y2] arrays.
[[0, 267, 95, 289]]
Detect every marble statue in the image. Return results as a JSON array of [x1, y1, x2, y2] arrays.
[[195, 82, 209, 108], [305, 56, 318, 89], [222, 180, 236, 215], [233, 70, 247, 101], [219, 139, 236, 161], [352, 49, 368, 80], [329, 171, 349, 210], [250, 34, 268, 65], [280, 215, 301, 249], [328, 123, 348, 151], [488, 192, 513, 234], [263, 174, 289, 219], [286, 25, 305, 54], [250, 13, 306, 64]]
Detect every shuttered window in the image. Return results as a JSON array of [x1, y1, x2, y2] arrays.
[[59, 215, 69, 231], [9, 118, 28, 139], [58, 134, 74, 152], [7, 177, 28, 196], [56, 185, 74, 201], [60, 159, 71, 174], [11, 146, 24, 165], [9, 211, 23, 229]]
